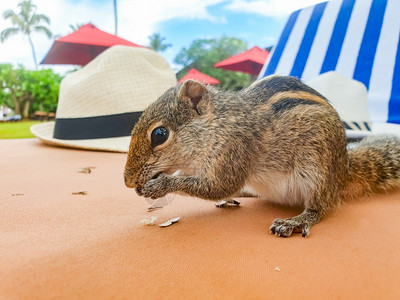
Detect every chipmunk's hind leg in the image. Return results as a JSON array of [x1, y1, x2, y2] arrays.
[[269, 209, 322, 237]]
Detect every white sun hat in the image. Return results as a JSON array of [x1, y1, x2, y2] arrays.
[[31, 45, 177, 152], [306, 71, 400, 139]]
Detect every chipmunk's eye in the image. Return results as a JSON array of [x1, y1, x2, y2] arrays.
[[151, 126, 169, 147]]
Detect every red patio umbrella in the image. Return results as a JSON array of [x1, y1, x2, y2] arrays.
[[178, 68, 220, 85], [214, 46, 269, 76], [41, 23, 143, 65]]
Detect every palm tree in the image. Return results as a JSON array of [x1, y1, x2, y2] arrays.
[[1, 0, 52, 69], [149, 33, 172, 53]]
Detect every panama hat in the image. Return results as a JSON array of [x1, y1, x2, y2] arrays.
[[306, 71, 400, 139], [31, 45, 177, 152]]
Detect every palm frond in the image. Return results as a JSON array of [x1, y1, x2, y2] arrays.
[[33, 26, 52, 39], [0, 27, 20, 43], [2, 9, 16, 19], [3, 9, 22, 33], [32, 14, 50, 25], [3, 10, 23, 27], [19, 0, 37, 22]]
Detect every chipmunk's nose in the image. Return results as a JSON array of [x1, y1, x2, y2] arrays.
[[124, 134, 151, 189], [124, 169, 137, 188]]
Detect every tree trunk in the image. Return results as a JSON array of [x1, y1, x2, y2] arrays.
[[10, 89, 21, 115], [22, 100, 31, 119], [13, 101, 21, 115], [28, 34, 38, 70]]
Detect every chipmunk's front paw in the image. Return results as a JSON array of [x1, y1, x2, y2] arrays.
[[269, 218, 310, 238], [141, 173, 170, 199]]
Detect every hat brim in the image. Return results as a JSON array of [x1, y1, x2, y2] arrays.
[[31, 122, 131, 153]]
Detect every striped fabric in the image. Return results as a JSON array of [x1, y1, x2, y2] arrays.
[[259, 0, 400, 124], [342, 121, 372, 131]]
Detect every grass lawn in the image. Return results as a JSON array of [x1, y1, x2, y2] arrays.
[[0, 121, 44, 139]]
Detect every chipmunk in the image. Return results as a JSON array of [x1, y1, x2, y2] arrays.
[[124, 76, 400, 237]]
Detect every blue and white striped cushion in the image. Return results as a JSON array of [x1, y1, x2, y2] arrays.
[[259, 0, 400, 125]]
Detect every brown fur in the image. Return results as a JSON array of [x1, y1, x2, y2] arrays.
[[124, 76, 400, 237]]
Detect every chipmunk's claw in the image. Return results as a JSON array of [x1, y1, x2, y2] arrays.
[[141, 173, 169, 199], [269, 218, 310, 238]]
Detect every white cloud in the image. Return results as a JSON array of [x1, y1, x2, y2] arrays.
[[225, 0, 327, 17], [118, 0, 226, 44]]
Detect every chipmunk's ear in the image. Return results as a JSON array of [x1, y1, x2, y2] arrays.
[[178, 80, 209, 114]]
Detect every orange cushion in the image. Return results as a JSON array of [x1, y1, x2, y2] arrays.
[[1, 139, 399, 299]]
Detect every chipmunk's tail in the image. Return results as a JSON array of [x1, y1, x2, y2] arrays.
[[343, 135, 400, 200]]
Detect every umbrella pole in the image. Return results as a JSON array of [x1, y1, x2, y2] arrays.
[[113, 0, 118, 35]]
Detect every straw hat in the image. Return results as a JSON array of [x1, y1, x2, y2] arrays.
[[306, 71, 400, 139], [31, 45, 177, 152]]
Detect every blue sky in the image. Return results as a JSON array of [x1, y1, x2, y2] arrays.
[[0, 0, 325, 74], [157, 2, 286, 65]]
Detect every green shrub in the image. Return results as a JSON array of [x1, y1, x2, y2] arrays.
[[0, 64, 62, 118]]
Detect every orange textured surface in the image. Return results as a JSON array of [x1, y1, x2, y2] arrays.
[[1, 139, 400, 299]]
